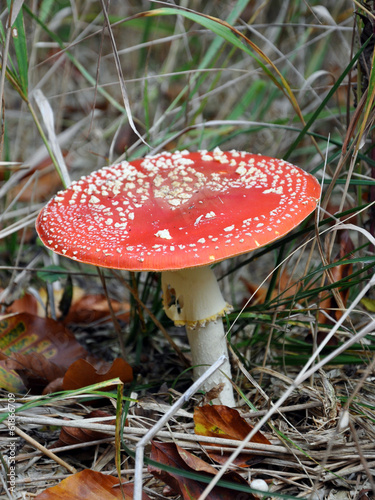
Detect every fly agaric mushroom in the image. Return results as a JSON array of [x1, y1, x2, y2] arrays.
[[36, 148, 321, 407]]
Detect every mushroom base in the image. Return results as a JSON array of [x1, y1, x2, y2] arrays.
[[187, 322, 235, 407]]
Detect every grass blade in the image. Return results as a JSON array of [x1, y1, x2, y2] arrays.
[[32, 89, 71, 188], [284, 35, 372, 160], [138, 7, 309, 133], [7, 0, 28, 94]]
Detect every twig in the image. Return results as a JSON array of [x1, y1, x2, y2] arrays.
[[323, 461, 375, 482], [14, 427, 77, 474], [242, 401, 323, 417], [349, 421, 375, 494], [8, 417, 311, 456], [16, 437, 115, 461]]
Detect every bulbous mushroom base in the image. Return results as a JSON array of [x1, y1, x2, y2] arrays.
[[161, 267, 235, 407], [187, 321, 235, 407]]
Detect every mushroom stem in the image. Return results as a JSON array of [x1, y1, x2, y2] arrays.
[[161, 267, 235, 407], [186, 322, 235, 407]]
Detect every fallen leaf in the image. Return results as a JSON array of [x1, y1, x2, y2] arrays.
[[2, 352, 66, 394], [17, 167, 63, 203], [355, 488, 373, 500], [64, 292, 130, 324], [36, 286, 130, 324], [62, 358, 133, 391], [0, 313, 87, 392], [149, 441, 256, 500], [194, 405, 271, 467], [0, 290, 38, 315], [43, 377, 64, 394], [0, 313, 133, 394], [34, 469, 150, 499], [52, 410, 115, 449]]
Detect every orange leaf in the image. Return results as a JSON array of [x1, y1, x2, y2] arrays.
[[149, 441, 256, 500], [194, 405, 271, 467], [62, 358, 133, 391], [34, 469, 150, 499]]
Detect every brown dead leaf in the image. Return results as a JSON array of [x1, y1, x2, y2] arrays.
[[240, 277, 268, 305], [2, 352, 66, 394], [0, 313, 133, 394], [62, 358, 133, 391], [355, 489, 373, 500], [43, 377, 64, 394], [52, 410, 115, 448], [0, 290, 38, 315], [36, 287, 130, 325], [194, 405, 271, 467], [16, 168, 63, 203], [149, 441, 256, 500], [34, 469, 150, 499], [63, 292, 130, 324], [0, 313, 87, 392]]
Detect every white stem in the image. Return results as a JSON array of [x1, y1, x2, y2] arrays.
[[187, 322, 234, 407], [161, 267, 235, 407]]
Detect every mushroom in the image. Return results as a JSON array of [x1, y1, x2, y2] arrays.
[[36, 148, 321, 407]]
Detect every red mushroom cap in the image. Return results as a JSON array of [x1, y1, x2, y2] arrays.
[[36, 149, 321, 271]]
